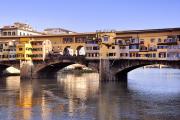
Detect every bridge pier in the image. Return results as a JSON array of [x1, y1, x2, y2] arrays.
[[20, 61, 34, 79], [99, 59, 116, 81], [16, 58, 179, 82], [115, 72, 128, 82], [99, 59, 128, 82]]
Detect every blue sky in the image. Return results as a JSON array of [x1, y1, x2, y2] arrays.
[[1, 0, 180, 32]]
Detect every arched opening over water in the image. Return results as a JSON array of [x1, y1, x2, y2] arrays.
[[0, 64, 20, 76], [36, 62, 94, 78], [115, 64, 176, 81], [127, 67, 180, 94], [115, 64, 150, 81], [63, 46, 74, 56], [75, 46, 85, 56]]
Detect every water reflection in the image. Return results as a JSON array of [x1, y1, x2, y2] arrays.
[[97, 83, 131, 120], [0, 69, 179, 120], [57, 72, 99, 100], [57, 72, 99, 118], [6, 76, 20, 90]]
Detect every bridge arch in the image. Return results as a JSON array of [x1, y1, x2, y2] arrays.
[[75, 46, 85, 56], [0, 64, 10, 75], [115, 63, 151, 81], [0, 63, 20, 76], [63, 46, 74, 56], [33, 61, 75, 78], [106, 59, 180, 82]]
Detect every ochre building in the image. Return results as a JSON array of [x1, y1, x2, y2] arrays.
[[0, 28, 180, 61]]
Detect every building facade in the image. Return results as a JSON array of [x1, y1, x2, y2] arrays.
[[0, 27, 179, 61], [0, 22, 43, 36], [0, 40, 17, 61], [44, 28, 76, 35], [30, 39, 52, 61]]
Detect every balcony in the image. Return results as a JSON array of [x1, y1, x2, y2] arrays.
[[167, 53, 180, 60], [148, 47, 157, 51], [62, 37, 74, 44], [85, 39, 99, 44], [75, 37, 86, 43], [129, 44, 139, 52], [129, 49, 139, 52], [115, 39, 128, 46], [158, 38, 178, 45], [129, 38, 139, 45], [139, 46, 148, 52]]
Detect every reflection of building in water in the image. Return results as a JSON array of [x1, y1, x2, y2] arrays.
[[17, 79, 47, 120], [18, 80, 33, 120], [5, 76, 20, 90], [57, 73, 99, 114], [0, 77, 20, 120], [41, 94, 52, 120], [97, 83, 134, 120], [57, 73, 99, 100]]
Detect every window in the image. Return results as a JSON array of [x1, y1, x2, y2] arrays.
[[119, 46, 126, 49], [19, 48, 23, 51], [86, 47, 92, 50], [129, 45, 139, 49], [75, 37, 86, 43], [32, 48, 42, 51], [63, 37, 73, 43], [108, 53, 116, 56], [140, 39, 144, 44], [159, 52, 166, 58], [158, 38, 161, 43], [8, 32, 11, 36], [104, 36, 108, 42], [3, 32, 7, 36], [150, 38, 155, 43], [93, 46, 99, 50], [12, 32, 16, 36], [153, 53, 156, 58], [112, 46, 115, 49]]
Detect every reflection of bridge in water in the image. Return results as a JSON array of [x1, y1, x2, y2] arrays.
[[0, 56, 179, 82]]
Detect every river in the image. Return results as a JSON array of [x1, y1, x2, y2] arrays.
[[0, 68, 179, 120]]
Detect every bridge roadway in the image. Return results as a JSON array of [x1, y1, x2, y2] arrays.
[[0, 56, 180, 82]]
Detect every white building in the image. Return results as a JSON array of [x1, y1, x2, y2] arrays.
[[118, 39, 129, 59], [167, 45, 180, 60], [0, 40, 17, 61], [85, 40, 100, 59], [44, 28, 75, 35], [0, 22, 43, 36]]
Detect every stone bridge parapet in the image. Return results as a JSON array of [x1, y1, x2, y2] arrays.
[[0, 57, 179, 82]]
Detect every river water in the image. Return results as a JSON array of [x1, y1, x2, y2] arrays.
[[0, 68, 179, 120]]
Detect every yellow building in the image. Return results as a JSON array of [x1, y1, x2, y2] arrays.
[[16, 38, 32, 61], [97, 31, 116, 59]]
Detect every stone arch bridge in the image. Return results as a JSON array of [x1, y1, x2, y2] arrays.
[[0, 57, 179, 82]]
